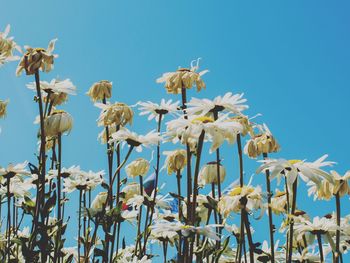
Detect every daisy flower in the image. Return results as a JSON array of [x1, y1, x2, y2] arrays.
[[186, 92, 248, 116], [137, 99, 179, 122], [109, 127, 162, 152], [256, 154, 335, 189], [63, 168, 105, 192], [165, 114, 243, 153]]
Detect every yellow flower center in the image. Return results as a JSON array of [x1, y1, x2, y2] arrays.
[[191, 116, 214, 124], [229, 186, 254, 196], [288, 159, 302, 165]]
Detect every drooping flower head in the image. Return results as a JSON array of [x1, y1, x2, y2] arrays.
[[156, 59, 208, 94], [198, 161, 226, 186], [125, 158, 150, 178], [244, 123, 280, 158], [96, 102, 133, 127], [16, 39, 58, 76], [0, 24, 21, 65], [163, 149, 187, 175], [87, 80, 112, 101], [44, 110, 73, 137]]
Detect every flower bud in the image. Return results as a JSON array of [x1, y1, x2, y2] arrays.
[[125, 158, 150, 178], [44, 110, 73, 137], [87, 80, 112, 101], [198, 162, 226, 185]]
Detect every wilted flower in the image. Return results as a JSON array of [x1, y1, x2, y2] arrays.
[[229, 115, 253, 137], [137, 99, 179, 121], [156, 59, 208, 94], [87, 80, 112, 101], [327, 170, 350, 197], [244, 124, 280, 158], [109, 127, 162, 152], [182, 194, 209, 223], [186, 92, 248, 116], [0, 24, 21, 65], [0, 99, 9, 119], [16, 39, 58, 76], [96, 102, 133, 127], [163, 149, 187, 175], [44, 110, 73, 136], [125, 158, 150, 177], [198, 162, 226, 186]]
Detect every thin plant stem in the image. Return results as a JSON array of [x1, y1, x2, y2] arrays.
[[317, 233, 324, 262], [176, 169, 183, 261], [335, 193, 341, 263], [7, 177, 11, 263], [263, 152, 275, 263], [78, 189, 82, 262], [189, 130, 205, 262], [243, 209, 255, 263], [288, 178, 298, 262], [142, 114, 163, 255], [135, 175, 144, 258]]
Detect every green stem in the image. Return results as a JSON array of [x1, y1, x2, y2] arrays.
[[335, 193, 341, 263], [288, 177, 298, 262]]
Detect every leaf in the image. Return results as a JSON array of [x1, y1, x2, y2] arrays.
[[42, 191, 56, 218]]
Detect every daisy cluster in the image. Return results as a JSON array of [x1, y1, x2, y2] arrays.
[[0, 25, 349, 263]]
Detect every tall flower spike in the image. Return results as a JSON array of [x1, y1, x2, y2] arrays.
[[156, 59, 208, 94], [0, 24, 21, 65], [16, 39, 58, 76], [87, 80, 112, 101]]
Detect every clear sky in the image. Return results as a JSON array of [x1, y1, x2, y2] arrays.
[[1, 0, 350, 261]]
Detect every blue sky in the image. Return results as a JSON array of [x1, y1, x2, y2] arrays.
[[1, 0, 350, 261]]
